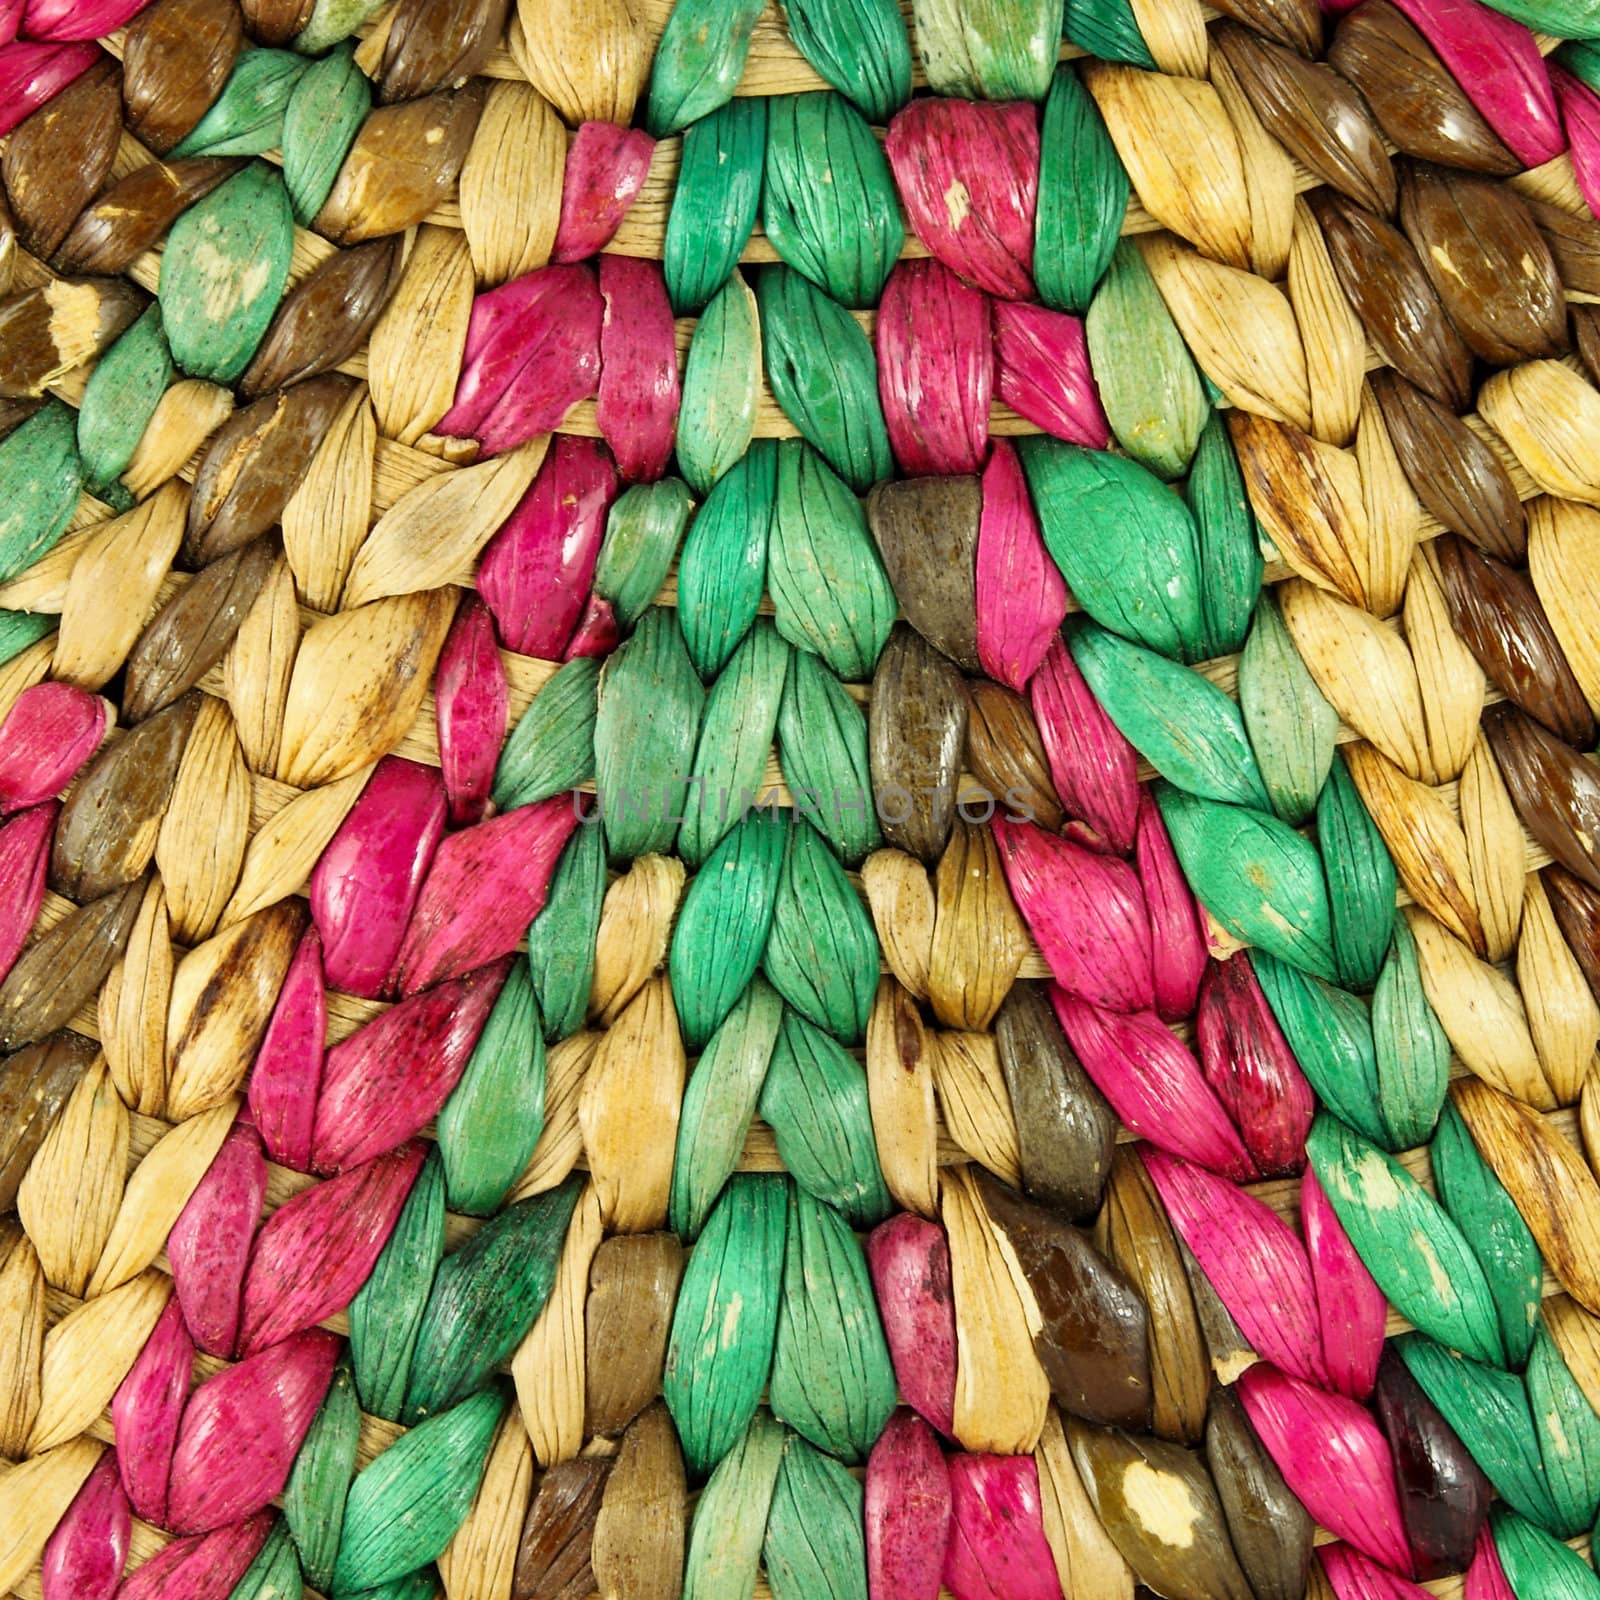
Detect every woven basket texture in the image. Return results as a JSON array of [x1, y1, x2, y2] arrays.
[[3, 1, 1600, 1599]]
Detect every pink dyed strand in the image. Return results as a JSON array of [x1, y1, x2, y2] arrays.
[[1303, 1167, 1388, 1401], [1195, 951, 1315, 1179], [163, 1329, 340, 1534], [865, 1411, 953, 1600], [476, 434, 619, 659], [875, 257, 992, 477], [992, 815, 1155, 1013], [550, 122, 656, 263], [39, 1452, 130, 1600], [1143, 1148, 1325, 1384], [884, 98, 1039, 300], [114, 1512, 272, 1600], [975, 440, 1066, 694], [992, 302, 1110, 448], [0, 802, 57, 986], [1133, 790, 1208, 1023], [1052, 991, 1257, 1181], [392, 800, 580, 995], [309, 966, 510, 1173], [1238, 1362, 1416, 1577], [597, 254, 681, 482], [308, 756, 445, 1001], [0, 39, 99, 136], [110, 1297, 194, 1527], [434, 595, 510, 828], [247, 926, 328, 1174], [1028, 637, 1141, 856], [236, 1141, 428, 1353], [943, 1453, 1065, 1600], [0, 682, 108, 813], [435, 264, 603, 455], [865, 1214, 959, 1438], [1389, 0, 1562, 165], [167, 1117, 268, 1358]]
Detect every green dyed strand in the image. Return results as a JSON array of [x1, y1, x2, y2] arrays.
[[778, 0, 912, 122], [1557, 40, 1600, 96], [1317, 757, 1398, 993], [171, 49, 309, 158], [228, 1520, 302, 1600], [647, 0, 767, 136], [1155, 785, 1338, 982], [911, 0, 1062, 99], [759, 1008, 892, 1228], [768, 1187, 896, 1461], [762, 91, 904, 309], [1063, 0, 1157, 67], [1398, 1333, 1566, 1535], [1085, 240, 1209, 482], [281, 43, 371, 225], [1309, 1118, 1506, 1369], [283, 1358, 361, 1593], [670, 978, 785, 1239], [775, 649, 880, 865], [338, 1573, 439, 1600], [331, 1386, 508, 1595], [593, 478, 693, 630], [762, 819, 880, 1044], [76, 305, 173, 497], [435, 961, 546, 1217], [682, 1410, 786, 1600], [1477, 0, 1600, 38], [1370, 913, 1451, 1150], [678, 619, 791, 869], [491, 655, 599, 812], [1527, 1322, 1600, 1534], [767, 439, 896, 682], [1017, 436, 1206, 663], [664, 1173, 790, 1476], [347, 1148, 446, 1423], [678, 272, 763, 498], [1186, 410, 1264, 659], [1237, 592, 1336, 827], [670, 814, 790, 1050], [525, 822, 606, 1043], [677, 439, 775, 678], [0, 612, 54, 667], [1070, 621, 1271, 810], [159, 163, 294, 385], [664, 98, 769, 313], [1035, 65, 1128, 315], [293, 0, 387, 52], [1492, 1505, 1600, 1599], [0, 399, 83, 588], [759, 266, 893, 493], [1251, 952, 1384, 1147], [1429, 1100, 1542, 1368], [401, 1177, 583, 1424], [762, 1431, 869, 1600], [594, 606, 706, 861]]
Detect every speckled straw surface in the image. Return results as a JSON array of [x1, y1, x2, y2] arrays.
[[2, 1, 1600, 1597]]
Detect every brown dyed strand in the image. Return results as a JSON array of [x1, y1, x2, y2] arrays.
[[121, 0, 245, 155], [870, 625, 972, 864], [1395, 162, 1568, 365], [184, 377, 359, 565], [1368, 370, 1528, 560], [868, 477, 985, 674], [1309, 189, 1475, 410], [1327, 1, 1520, 174]]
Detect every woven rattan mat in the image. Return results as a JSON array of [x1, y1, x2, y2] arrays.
[[4, 1, 1600, 1598]]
